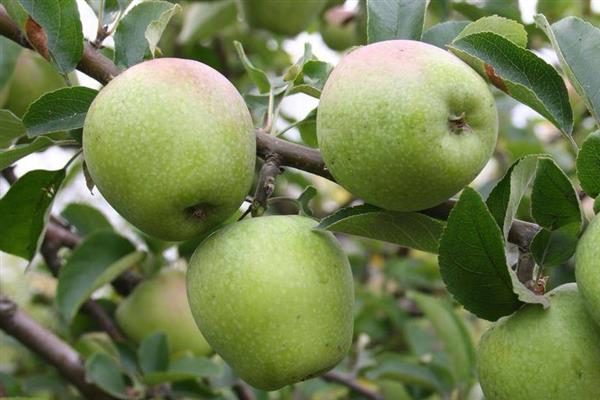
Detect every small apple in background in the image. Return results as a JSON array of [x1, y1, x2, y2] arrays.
[[83, 58, 256, 241], [187, 215, 354, 390], [116, 269, 211, 356], [4, 49, 68, 117], [241, 0, 328, 36], [317, 40, 498, 212], [319, 6, 364, 51], [477, 283, 600, 399], [576, 213, 600, 326]]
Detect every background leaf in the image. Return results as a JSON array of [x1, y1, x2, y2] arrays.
[[367, 0, 428, 43], [577, 130, 600, 198], [455, 15, 527, 47], [318, 204, 445, 254], [0, 136, 72, 170], [144, 355, 221, 385], [0, 110, 26, 148], [0, 168, 65, 260], [85, 353, 128, 399], [177, 0, 237, 44], [535, 15, 600, 125], [438, 187, 522, 321], [60, 203, 113, 236], [138, 332, 168, 374], [17, 0, 83, 73], [234, 41, 270, 94], [422, 20, 470, 49], [113, 0, 180, 68], [56, 231, 144, 322], [449, 32, 573, 138], [23, 86, 98, 137]]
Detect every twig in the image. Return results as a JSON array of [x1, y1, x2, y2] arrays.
[[251, 152, 282, 217], [232, 381, 255, 400], [322, 371, 383, 400], [0, 295, 116, 400]]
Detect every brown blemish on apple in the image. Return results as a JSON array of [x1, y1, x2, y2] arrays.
[[485, 64, 508, 93]]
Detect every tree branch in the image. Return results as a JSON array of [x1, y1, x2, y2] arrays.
[[322, 371, 383, 400], [0, 294, 117, 400]]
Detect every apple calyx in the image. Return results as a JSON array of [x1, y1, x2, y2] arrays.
[[187, 203, 211, 220], [448, 112, 471, 134]]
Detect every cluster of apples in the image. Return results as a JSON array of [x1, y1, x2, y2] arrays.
[[82, 39, 499, 390]]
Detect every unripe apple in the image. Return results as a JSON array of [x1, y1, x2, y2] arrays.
[[116, 269, 211, 356], [187, 215, 354, 390], [320, 7, 361, 51], [576, 213, 600, 326], [317, 40, 498, 211], [83, 58, 255, 241], [6, 49, 67, 117], [242, 0, 327, 36], [478, 283, 600, 399]]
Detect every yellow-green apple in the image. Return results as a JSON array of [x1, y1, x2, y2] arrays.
[[83, 58, 255, 241], [187, 215, 354, 390]]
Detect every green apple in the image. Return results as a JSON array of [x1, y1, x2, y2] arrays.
[[5, 49, 67, 117], [116, 269, 211, 356], [242, 0, 327, 36], [317, 40, 498, 211], [576, 213, 600, 326], [478, 283, 600, 399], [83, 58, 255, 241], [320, 7, 361, 51], [187, 215, 354, 390]]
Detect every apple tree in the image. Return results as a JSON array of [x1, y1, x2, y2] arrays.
[[0, 0, 599, 399]]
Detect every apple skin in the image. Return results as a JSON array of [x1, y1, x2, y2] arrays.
[[83, 58, 255, 241], [317, 40, 498, 211], [477, 283, 600, 400], [6, 49, 67, 117], [576, 213, 600, 326], [242, 0, 327, 36], [116, 269, 211, 356], [187, 215, 354, 390]]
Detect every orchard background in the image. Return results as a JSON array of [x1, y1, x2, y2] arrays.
[[1, 0, 600, 399]]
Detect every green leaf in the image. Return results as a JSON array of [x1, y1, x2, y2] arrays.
[[56, 231, 144, 322], [530, 223, 579, 267], [535, 15, 600, 126], [422, 21, 470, 49], [289, 60, 333, 98], [438, 187, 522, 321], [0, 110, 26, 148], [367, 0, 428, 43], [113, 0, 180, 68], [177, 0, 237, 44], [85, 353, 128, 399], [22, 86, 98, 137], [486, 155, 539, 238], [365, 354, 449, 394], [298, 185, 317, 217], [138, 332, 168, 374], [577, 130, 600, 198], [0, 136, 71, 170], [317, 204, 445, 254], [60, 203, 113, 236], [17, 0, 83, 74], [449, 32, 573, 138], [0, 169, 65, 260], [452, 0, 520, 22], [531, 158, 582, 231], [408, 292, 476, 393], [86, 0, 132, 26], [0, 36, 22, 89], [234, 41, 270, 94], [144, 355, 221, 385], [455, 15, 527, 47]]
